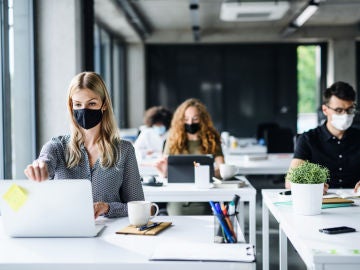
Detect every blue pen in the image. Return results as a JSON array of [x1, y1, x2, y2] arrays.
[[138, 222, 159, 231]]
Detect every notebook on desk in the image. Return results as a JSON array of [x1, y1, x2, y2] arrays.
[[167, 154, 214, 183], [0, 179, 104, 237]]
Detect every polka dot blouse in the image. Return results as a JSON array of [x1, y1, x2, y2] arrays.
[[38, 135, 144, 218]]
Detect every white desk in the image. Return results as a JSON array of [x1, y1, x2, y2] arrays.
[[225, 153, 293, 175], [225, 144, 267, 155], [143, 178, 257, 246], [0, 216, 255, 270], [262, 189, 360, 270]]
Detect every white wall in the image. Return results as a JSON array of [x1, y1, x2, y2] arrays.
[[36, 0, 83, 147]]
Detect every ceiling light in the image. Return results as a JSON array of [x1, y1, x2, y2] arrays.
[[282, 0, 320, 37], [292, 1, 319, 27]]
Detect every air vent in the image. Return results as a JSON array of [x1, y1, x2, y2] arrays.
[[220, 1, 290, 22]]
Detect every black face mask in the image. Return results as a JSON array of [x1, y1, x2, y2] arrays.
[[73, 108, 103, 130], [184, 123, 200, 134]]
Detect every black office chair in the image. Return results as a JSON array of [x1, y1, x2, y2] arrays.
[[264, 127, 294, 153], [256, 122, 280, 141]]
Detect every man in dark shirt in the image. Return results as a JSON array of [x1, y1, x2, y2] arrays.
[[286, 81, 360, 192]]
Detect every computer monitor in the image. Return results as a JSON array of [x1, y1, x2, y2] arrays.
[[167, 154, 214, 183]]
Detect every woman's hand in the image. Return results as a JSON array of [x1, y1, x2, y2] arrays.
[[24, 160, 49, 182], [154, 156, 168, 178], [323, 183, 329, 195], [94, 202, 109, 219], [354, 181, 360, 193]]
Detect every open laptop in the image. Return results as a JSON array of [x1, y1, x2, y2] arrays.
[[167, 154, 214, 183], [0, 179, 104, 237]]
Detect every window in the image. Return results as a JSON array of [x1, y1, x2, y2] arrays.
[[0, 0, 36, 179], [94, 23, 127, 127], [297, 45, 322, 133]]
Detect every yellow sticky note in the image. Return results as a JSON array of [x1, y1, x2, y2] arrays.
[[2, 184, 28, 211]]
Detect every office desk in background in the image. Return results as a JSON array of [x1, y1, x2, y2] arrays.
[[0, 216, 255, 270], [225, 153, 293, 175], [223, 137, 267, 155], [262, 189, 360, 270], [139, 153, 293, 177], [143, 177, 257, 246]]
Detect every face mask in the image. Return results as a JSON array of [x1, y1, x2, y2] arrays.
[[184, 123, 200, 134], [73, 108, 103, 130], [153, 125, 166, 136], [331, 113, 354, 131]]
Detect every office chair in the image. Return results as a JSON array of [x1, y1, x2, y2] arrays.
[[264, 127, 294, 153], [256, 122, 280, 141]]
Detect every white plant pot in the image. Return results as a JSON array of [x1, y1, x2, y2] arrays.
[[291, 182, 323, 215]]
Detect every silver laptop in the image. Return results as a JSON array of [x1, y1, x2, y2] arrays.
[[0, 179, 104, 237]]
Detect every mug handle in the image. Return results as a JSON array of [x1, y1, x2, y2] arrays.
[[149, 203, 159, 219]]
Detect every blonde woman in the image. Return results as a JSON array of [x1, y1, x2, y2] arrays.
[[24, 72, 144, 218], [155, 98, 224, 215]]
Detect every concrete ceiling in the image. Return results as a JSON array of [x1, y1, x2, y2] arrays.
[[95, 0, 360, 43]]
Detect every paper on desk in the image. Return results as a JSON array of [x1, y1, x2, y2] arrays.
[[149, 242, 255, 262], [2, 184, 28, 211]]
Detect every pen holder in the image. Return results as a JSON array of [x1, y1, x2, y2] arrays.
[[214, 212, 238, 244]]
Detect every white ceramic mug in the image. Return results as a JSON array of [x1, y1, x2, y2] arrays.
[[219, 164, 238, 180], [128, 201, 159, 227]]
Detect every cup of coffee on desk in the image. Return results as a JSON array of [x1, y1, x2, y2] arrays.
[[128, 201, 159, 227], [219, 164, 238, 180]]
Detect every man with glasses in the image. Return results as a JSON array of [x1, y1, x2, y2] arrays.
[[286, 81, 360, 193]]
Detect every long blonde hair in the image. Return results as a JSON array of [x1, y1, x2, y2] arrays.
[[167, 98, 220, 154], [66, 72, 120, 168]]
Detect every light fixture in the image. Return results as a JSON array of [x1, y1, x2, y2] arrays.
[[282, 0, 320, 37], [292, 0, 319, 27], [189, 0, 200, 42]]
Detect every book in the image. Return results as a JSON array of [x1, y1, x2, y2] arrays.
[[336, 190, 360, 199], [212, 177, 245, 185], [322, 198, 354, 204]]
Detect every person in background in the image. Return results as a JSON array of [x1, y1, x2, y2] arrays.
[[286, 81, 360, 193], [155, 98, 224, 215], [134, 106, 172, 161], [24, 71, 144, 218]]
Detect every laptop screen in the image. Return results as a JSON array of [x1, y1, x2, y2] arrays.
[[167, 154, 214, 183]]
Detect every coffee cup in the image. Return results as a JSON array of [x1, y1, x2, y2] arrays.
[[128, 201, 159, 227], [219, 164, 238, 180]]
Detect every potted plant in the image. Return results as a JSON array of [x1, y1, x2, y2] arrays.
[[286, 161, 329, 215]]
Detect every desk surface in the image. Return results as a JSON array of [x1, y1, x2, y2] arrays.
[[138, 153, 293, 176], [0, 216, 255, 270], [143, 178, 257, 246], [143, 177, 256, 202], [262, 189, 360, 270], [225, 153, 293, 175]]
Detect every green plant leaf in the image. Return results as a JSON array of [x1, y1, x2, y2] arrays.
[[286, 161, 329, 184]]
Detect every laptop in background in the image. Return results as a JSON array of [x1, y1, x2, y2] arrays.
[[0, 179, 104, 237], [167, 154, 214, 183]]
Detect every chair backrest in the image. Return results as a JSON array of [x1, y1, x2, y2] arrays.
[[265, 127, 294, 153], [256, 122, 280, 141]]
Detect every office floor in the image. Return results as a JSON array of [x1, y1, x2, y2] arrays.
[[245, 175, 306, 270]]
